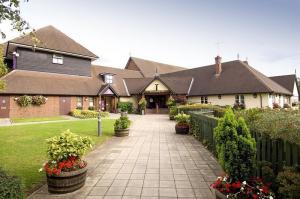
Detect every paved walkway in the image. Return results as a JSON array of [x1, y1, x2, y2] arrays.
[[28, 114, 222, 199]]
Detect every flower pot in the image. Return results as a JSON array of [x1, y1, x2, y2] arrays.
[[214, 189, 227, 199], [46, 166, 87, 194], [175, 124, 189, 134], [115, 129, 129, 137]]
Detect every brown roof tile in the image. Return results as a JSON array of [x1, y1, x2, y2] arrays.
[[8, 25, 98, 59], [270, 74, 297, 93]]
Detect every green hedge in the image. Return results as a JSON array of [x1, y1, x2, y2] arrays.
[[117, 102, 133, 113], [177, 104, 226, 118], [0, 168, 23, 199], [70, 109, 109, 119]]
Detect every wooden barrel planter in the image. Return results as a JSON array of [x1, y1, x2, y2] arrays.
[[47, 166, 88, 194], [175, 124, 189, 134], [214, 189, 227, 199], [115, 129, 129, 137]]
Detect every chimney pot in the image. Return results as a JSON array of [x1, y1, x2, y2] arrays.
[[215, 56, 222, 76]]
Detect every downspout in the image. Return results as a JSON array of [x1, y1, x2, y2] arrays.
[[259, 94, 262, 108]]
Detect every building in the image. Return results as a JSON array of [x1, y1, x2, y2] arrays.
[[0, 25, 298, 118]]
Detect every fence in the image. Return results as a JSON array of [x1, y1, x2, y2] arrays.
[[189, 111, 300, 175]]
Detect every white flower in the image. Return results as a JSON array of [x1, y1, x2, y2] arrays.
[[38, 168, 43, 172], [241, 187, 244, 191], [223, 177, 227, 182], [269, 196, 273, 199], [242, 181, 247, 185], [217, 176, 222, 180]]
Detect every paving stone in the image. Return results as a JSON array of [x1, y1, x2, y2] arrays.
[[141, 187, 159, 197], [159, 180, 175, 188], [143, 180, 159, 187], [105, 186, 126, 196], [89, 186, 109, 196], [177, 188, 195, 198], [111, 179, 128, 187], [124, 187, 142, 196], [127, 179, 144, 187], [159, 188, 177, 197], [175, 180, 192, 188]]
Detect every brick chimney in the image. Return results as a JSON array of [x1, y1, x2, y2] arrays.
[[215, 55, 222, 76]]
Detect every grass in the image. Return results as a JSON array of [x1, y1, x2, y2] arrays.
[[0, 119, 115, 195], [11, 116, 67, 123]]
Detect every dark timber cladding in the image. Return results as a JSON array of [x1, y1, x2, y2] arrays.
[[17, 48, 91, 76]]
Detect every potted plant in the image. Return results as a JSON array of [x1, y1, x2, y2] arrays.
[[114, 116, 131, 137], [174, 112, 190, 134], [211, 108, 274, 199], [169, 106, 177, 120], [41, 130, 93, 194], [166, 96, 176, 108], [138, 97, 147, 115]]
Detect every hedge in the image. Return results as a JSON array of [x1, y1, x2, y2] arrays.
[[177, 104, 226, 118], [117, 102, 133, 113], [0, 168, 23, 199], [70, 109, 109, 119]]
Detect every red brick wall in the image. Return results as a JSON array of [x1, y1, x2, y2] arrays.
[[9, 95, 60, 118]]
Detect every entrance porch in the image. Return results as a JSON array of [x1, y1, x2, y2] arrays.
[[145, 93, 169, 114]]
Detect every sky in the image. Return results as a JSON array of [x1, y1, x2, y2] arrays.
[[1, 0, 300, 77]]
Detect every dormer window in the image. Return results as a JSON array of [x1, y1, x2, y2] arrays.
[[105, 74, 113, 84], [52, 54, 63, 64]]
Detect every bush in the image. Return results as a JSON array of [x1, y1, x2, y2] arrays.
[[16, 95, 32, 107], [277, 166, 300, 199], [114, 116, 130, 130], [174, 112, 190, 126], [44, 130, 93, 175], [214, 108, 256, 181], [169, 106, 177, 120], [177, 104, 226, 118], [138, 98, 147, 111], [273, 102, 281, 109], [233, 102, 245, 110], [166, 96, 176, 107], [0, 168, 23, 199], [32, 95, 46, 106], [283, 103, 291, 108], [88, 106, 95, 111], [70, 109, 109, 119], [117, 102, 133, 113]]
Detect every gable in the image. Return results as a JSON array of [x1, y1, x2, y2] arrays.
[[145, 79, 169, 92], [103, 88, 114, 95]]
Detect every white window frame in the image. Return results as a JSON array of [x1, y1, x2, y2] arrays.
[[52, 54, 63, 64], [76, 97, 83, 108], [88, 97, 94, 107], [235, 94, 245, 104], [105, 74, 113, 84], [201, 96, 208, 104]]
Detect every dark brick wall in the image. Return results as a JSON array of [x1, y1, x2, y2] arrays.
[[16, 48, 91, 76]]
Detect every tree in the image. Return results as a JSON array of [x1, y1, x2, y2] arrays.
[[0, 0, 30, 39], [0, 0, 31, 90]]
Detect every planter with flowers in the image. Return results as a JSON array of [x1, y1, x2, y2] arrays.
[[212, 108, 274, 199], [174, 112, 190, 134], [41, 130, 93, 194], [114, 115, 131, 137]]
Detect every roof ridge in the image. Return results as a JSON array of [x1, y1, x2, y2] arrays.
[[92, 64, 142, 73], [11, 69, 92, 79], [130, 56, 186, 69], [269, 74, 296, 78]]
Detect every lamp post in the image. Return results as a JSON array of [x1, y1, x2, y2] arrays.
[[98, 95, 102, 137]]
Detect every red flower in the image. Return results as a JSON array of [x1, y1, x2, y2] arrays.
[[225, 183, 231, 193], [252, 194, 259, 199], [262, 185, 269, 194]]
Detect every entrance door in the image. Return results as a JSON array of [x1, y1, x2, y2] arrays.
[[59, 96, 71, 115], [0, 96, 10, 118]]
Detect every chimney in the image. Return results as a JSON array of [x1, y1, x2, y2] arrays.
[[215, 55, 222, 76]]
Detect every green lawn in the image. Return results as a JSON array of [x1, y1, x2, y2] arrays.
[[0, 119, 115, 195], [11, 116, 67, 123]]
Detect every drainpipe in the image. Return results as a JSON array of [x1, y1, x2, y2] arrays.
[[98, 94, 102, 137], [259, 94, 262, 108]]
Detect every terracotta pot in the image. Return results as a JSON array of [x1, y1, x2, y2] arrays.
[[214, 189, 227, 199], [115, 129, 129, 137], [175, 124, 189, 134], [47, 166, 87, 194]]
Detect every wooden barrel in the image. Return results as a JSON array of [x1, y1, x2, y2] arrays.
[[115, 129, 129, 137], [47, 166, 88, 194]]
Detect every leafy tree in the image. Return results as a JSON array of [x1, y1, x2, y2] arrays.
[[214, 108, 256, 181]]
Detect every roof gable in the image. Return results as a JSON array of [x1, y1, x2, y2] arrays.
[[8, 25, 98, 59], [125, 57, 186, 77], [270, 74, 297, 93]]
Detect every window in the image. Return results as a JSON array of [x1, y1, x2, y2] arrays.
[[201, 96, 208, 104], [105, 74, 113, 84], [235, 95, 245, 104], [218, 95, 222, 99], [88, 97, 94, 107], [52, 54, 63, 64], [76, 97, 83, 108]]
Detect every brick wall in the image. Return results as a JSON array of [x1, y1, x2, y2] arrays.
[[9, 96, 60, 118]]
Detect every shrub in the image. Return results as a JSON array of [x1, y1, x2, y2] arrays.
[[214, 108, 256, 181], [277, 166, 300, 199], [117, 102, 133, 113], [88, 106, 95, 110], [174, 112, 190, 126], [114, 116, 130, 130], [44, 130, 93, 176], [70, 109, 109, 119], [16, 95, 32, 107], [169, 106, 177, 120], [177, 104, 226, 118], [283, 103, 291, 108], [138, 97, 147, 111], [273, 102, 280, 109], [32, 95, 46, 106], [233, 102, 245, 110], [0, 168, 23, 199], [166, 96, 176, 107]]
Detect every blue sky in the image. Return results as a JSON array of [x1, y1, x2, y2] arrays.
[[1, 0, 299, 76]]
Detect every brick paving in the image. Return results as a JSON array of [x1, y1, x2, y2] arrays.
[[28, 114, 222, 199]]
